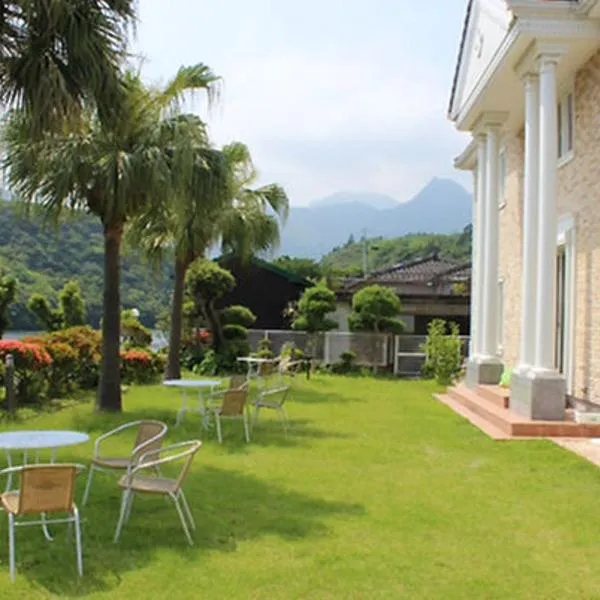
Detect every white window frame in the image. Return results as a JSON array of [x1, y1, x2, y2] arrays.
[[498, 147, 507, 210], [497, 277, 505, 357], [557, 85, 575, 167]]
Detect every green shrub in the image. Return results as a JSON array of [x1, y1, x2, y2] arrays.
[[195, 349, 218, 376], [255, 337, 275, 359], [422, 319, 463, 385], [500, 368, 513, 388], [331, 350, 358, 374], [120, 349, 165, 385]]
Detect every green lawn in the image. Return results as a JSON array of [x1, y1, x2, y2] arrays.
[[1, 375, 600, 599]]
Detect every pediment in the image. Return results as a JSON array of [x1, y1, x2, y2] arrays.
[[449, 0, 513, 119]]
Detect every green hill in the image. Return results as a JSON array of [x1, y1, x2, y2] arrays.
[[321, 228, 472, 275], [0, 201, 172, 330]]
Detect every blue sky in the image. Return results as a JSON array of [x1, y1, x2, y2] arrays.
[[134, 0, 472, 206]]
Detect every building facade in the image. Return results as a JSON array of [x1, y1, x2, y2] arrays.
[[449, 0, 600, 420]]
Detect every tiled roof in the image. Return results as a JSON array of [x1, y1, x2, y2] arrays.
[[343, 253, 471, 292]]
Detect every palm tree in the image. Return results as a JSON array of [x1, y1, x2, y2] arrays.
[[2, 63, 221, 412], [130, 141, 289, 379], [0, 1, 135, 135]]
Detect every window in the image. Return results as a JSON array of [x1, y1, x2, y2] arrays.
[[558, 90, 574, 161], [498, 149, 507, 209], [497, 278, 504, 357]]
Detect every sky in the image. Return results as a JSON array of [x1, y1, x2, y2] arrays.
[[134, 0, 472, 206]]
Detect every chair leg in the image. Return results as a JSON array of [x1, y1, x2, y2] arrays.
[[278, 406, 289, 433], [216, 415, 223, 444], [8, 513, 15, 582], [82, 464, 95, 507], [41, 513, 54, 541], [252, 405, 261, 430], [243, 413, 251, 443], [171, 493, 194, 546], [73, 508, 84, 577], [179, 491, 196, 530], [124, 492, 135, 523], [113, 490, 131, 543]]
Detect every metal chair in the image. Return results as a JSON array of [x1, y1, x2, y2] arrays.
[[252, 386, 291, 433], [113, 441, 202, 546], [0, 464, 85, 581], [82, 420, 168, 506], [207, 388, 251, 444]]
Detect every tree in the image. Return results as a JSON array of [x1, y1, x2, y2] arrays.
[[3, 64, 218, 412], [130, 140, 288, 380], [292, 283, 338, 356], [348, 285, 405, 334], [0, 1, 135, 137], [29, 279, 87, 332], [0, 274, 17, 338], [273, 256, 322, 281], [185, 260, 235, 353]]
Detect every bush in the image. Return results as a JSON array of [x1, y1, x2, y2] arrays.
[[422, 319, 463, 385], [255, 338, 275, 359], [331, 350, 358, 374], [280, 342, 304, 361], [500, 367, 513, 388], [195, 349, 218, 376], [41, 327, 102, 390], [0, 340, 52, 404], [220, 305, 256, 328], [121, 349, 166, 385]]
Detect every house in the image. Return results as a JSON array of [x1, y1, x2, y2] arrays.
[[335, 254, 471, 334], [448, 0, 600, 421], [215, 256, 311, 330]]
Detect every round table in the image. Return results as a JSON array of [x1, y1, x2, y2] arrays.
[[163, 379, 222, 427], [0, 430, 90, 491]]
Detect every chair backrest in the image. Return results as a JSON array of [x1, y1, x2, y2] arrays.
[[229, 375, 248, 390], [221, 389, 248, 416], [258, 362, 275, 377], [261, 386, 290, 407], [18, 465, 77, 516], [134, 420, 168, 462]]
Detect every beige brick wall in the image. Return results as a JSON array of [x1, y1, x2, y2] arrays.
[[498, 133, 524, 371], [499, 48, 600, 401], [557, 49, 600, 402]]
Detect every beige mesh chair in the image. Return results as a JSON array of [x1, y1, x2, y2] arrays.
[[207, 388, 251, 443], [253, 385, 291, 433], [0, 464, 85, 582], [114, 440, 202, 546], [82, 420, 168, 506]]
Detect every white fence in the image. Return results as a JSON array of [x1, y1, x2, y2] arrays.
[[248, 330, 470, 376]]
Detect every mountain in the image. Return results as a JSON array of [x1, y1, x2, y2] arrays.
[[278, 178, 472, 259], [311, 192, 399, 210]]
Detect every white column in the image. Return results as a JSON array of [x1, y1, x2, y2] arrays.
[[481, 126, 500, 359], [473, 136, 487, 358], [517, 73, 540, 370], [534, 53, 560, 372], [469, 180, 478, 358]]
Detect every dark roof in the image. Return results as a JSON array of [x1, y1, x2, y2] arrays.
[[343, 253, 471, 293], [447, 0, 474, 119], [215, 255, 312, 287]]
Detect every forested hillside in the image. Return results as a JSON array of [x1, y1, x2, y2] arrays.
[[0, 202, 172, 330], [320, 228, 472, 275]]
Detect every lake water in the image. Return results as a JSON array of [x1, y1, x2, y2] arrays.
[[5, 330, 169, 351]]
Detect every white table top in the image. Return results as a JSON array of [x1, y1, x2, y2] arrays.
[[237, 357, 279, 363], [163, 379, 222, 389], [0, 431, 90, 451]]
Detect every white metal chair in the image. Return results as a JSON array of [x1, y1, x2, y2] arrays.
[[207, 388, 251, 444], [0, 464, 85, 582], [252, 386, 291, 433], [82, 420, 168, 506], [113, 440, 202, 546]]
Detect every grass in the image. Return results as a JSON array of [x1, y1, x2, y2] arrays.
[[1, 375, 600, 598]]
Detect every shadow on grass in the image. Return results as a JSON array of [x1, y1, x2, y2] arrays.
[[0, 465, 364, 596]]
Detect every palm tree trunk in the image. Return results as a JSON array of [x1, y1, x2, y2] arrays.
[[166, 257, 188, 379], [98, 222, 123, 412]]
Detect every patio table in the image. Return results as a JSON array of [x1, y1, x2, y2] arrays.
[[236, 357, 280, 384], [163, 379, 222, 427], [0, 431, 90, 491]]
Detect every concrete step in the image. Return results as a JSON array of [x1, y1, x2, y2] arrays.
[[434, 393, 511, 440], [476, 385, 510, 409]]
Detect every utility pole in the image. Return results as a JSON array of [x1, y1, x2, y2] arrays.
[[362, 228, 368, 278]]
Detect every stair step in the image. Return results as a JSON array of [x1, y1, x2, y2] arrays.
[[435, 393, 511, 440], [448, 385, 514, 434], [476, 385, 510, 409]]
